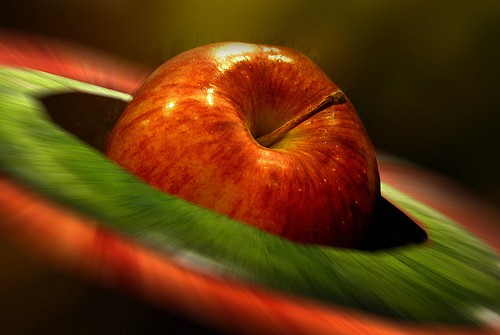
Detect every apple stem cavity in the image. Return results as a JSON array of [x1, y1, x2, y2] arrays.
[[256, 89, 347, 148]]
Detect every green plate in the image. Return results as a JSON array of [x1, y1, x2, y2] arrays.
[[0, 67, 498, 326]]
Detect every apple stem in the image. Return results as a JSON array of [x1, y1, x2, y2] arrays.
[[256, 89, 347, 147]]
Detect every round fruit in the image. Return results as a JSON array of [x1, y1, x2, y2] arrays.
[[106, 42, 380, 247]]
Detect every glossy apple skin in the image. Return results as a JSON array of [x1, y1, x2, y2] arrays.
[[106, 42, 380, 247]]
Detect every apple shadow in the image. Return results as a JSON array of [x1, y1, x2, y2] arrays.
[[41, 92, 128, 152], [41, 92, 429, 252], [359, 197, 428, 250]]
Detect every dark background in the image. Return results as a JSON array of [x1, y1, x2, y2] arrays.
[[1, 0, 499, 208], [0, 1, 499, 333]]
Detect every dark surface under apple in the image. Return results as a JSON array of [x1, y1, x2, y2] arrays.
[[0, 239, 222, 334], [41, 91, 428, 250]]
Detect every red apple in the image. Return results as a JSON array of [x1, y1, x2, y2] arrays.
[[105, 42, 380, 247]]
